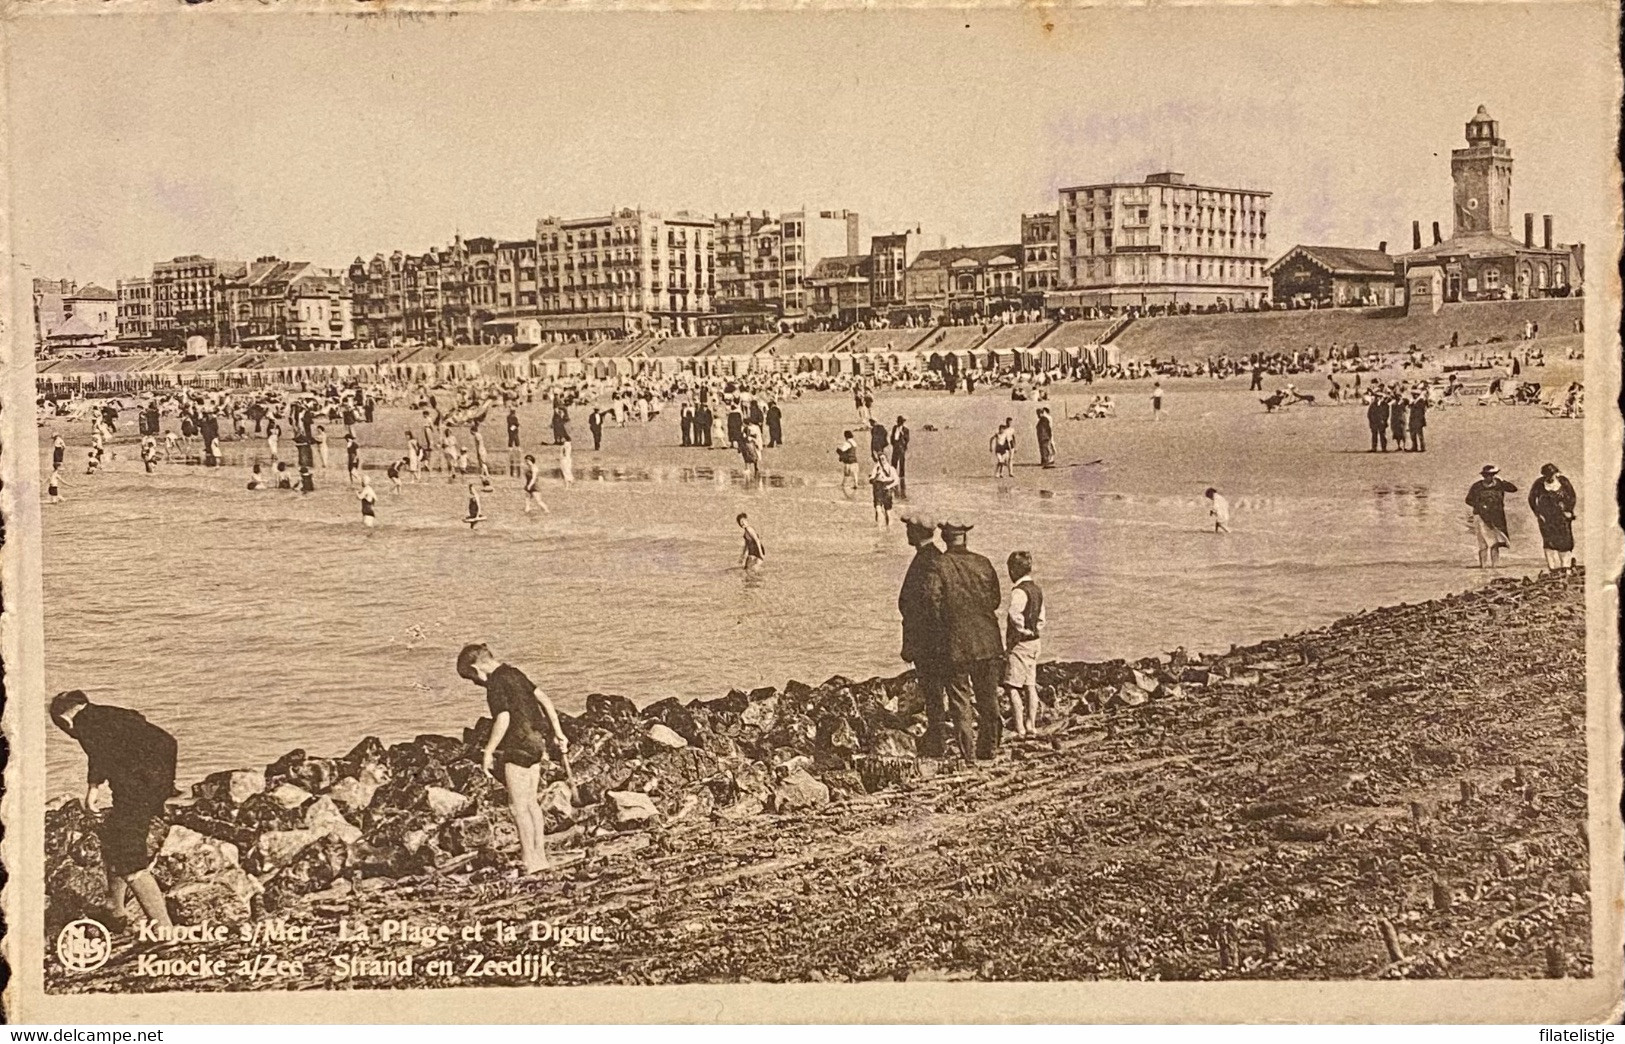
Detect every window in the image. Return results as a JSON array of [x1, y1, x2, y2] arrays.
[[1483, 267, 1501, 290]]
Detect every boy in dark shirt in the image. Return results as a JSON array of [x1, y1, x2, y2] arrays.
[[457, 645, 569, 873], [50, 690, 176, 930]]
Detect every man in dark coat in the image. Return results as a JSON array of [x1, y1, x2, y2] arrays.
[[1407, 390, 1428, 452], [889, 416, 910, 499], [765, 401, 783, 447], [1366, 390, 1390, 452], [50, 690, 177, 930], [924, 519, 1005, 761], [1466, 464, 1518, 568], [897, 514, 948, 758], [680, 402, 695, 447], [868, 418, 890, 460]]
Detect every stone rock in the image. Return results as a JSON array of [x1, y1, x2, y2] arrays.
[[770, 768, 830, 812], [327, 776, 380, 815], [303, 796, 362, 845], [538, 781, 576, 823], [696, 688, 750, 718], [606, 790, 661, 830], [641, 696, 704, 744], [263, 834, 350, 906], [423, 786, 472, 819], [741, 692, 780, 729], [715, 797, 765, 821], [766, 713, 817, 752], [345, 735, 388, 767], [248, 828, 322, 874], [194, 768, 266, 807], [645, 723, 689, 750], [46, 863, 110, 930], [152, 825, 240, 891], [264, 749, 339, 792], [233, 792, 308, 834], [438, 814, 494, 856], [167, 879, 252, 925], [867, 728, 917, 759], [268, 783, 314, 810], [584, 692, 640, 726], [816, 715, 862, 754], [169, 805, 259, 849]]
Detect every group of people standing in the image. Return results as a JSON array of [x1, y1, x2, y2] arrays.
[[1465, 462, 1579, 571], [1364, 382, 1430, 452], [897, 514, 1048, 761]]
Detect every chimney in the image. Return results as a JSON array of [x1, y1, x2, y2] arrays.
[[1524, 213, 1535, 248], [1431, 221, 1442, 245], [1378, 241, 1387, 254], [1412, 221, 1422, 250], [1543, 215, 1553, 250]]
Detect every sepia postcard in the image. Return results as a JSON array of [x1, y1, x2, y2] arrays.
[[2, 0, 1621, 1024]]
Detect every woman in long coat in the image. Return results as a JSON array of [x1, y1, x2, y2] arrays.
[[1528, 463, 1577, 570]]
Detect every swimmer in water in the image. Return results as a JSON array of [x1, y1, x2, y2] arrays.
[[275, 461, 293, 489], [299, 465, 316, 495], [47, 464, 63, 502], [465, 484, 485, 528], [522, 454, 550, 515], [358, 475, 378, 528], [737, 512, 765, 570], [387, 457, 407, 493], [247, 462, 266, 491]]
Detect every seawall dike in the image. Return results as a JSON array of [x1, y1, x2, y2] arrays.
[[46, 569, 1590, 988]]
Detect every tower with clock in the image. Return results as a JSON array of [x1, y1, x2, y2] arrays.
[[1451, 105, 1514, 238]]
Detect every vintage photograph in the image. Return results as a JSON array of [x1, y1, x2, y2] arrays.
[[3, 1, 1620, 1023]]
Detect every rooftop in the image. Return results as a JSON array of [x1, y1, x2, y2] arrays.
[[1267, 245, 1394, 277]]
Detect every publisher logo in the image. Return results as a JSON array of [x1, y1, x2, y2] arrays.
[[56, 917, 112, 972]]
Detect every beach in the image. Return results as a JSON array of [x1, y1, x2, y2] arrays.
[[44, 568, 1590, 990], [41, 359, 1584, 787]]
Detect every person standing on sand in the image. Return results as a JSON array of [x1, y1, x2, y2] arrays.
[[869, 417, 890, 461], [889, 416, 911, 498], [1527, 463, 1577, 570], [315, 425, 330, 469], [766, 400, 783, 447], [1466, 464, 1517, 568], [1036, 407, 1056, 468], [925, 519, 1005, 762], [266, 417, 281, 461], [465, 484, 486, 528], [680, 401, 695, 447], [558, 437, 575, 485], [1002, 551, 1045, 739], [737, 512, 765, 570], [1205, 487, 1231, 533], [1151, 381, 1164, 421], [458, 644, 570, 875], [588, 408, 604, 451], [1366, 388, 1389, 452], [898, 513, 948, 757], [1388, 388, 1408, 450], [52, 433, 65, 471], [47, 463, 63, 502], [50, 690, 176, 932], [1407, 389, 1428, 452]]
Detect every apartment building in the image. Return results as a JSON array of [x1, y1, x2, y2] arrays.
[[534, 208, 714, 338], [152, 255, 246, 347], [714, 208, 859, 326], [117, 278, 154, 340], [1056, 172, 1270, 310]]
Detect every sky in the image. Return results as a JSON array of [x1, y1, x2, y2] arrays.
[[6, 4, 1618, 288]]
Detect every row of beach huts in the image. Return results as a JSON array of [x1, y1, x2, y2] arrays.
[[36, 318, 1123, 394]]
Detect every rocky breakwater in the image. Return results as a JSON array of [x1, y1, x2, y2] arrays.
[[48, 654, 1153, 932]]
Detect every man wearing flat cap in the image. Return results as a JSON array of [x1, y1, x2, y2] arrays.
[[924, 518, 1005, 761], [897, 512, 949, 756]]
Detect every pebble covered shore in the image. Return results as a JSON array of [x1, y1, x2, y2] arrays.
[[45, 569, 1591, 989]]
